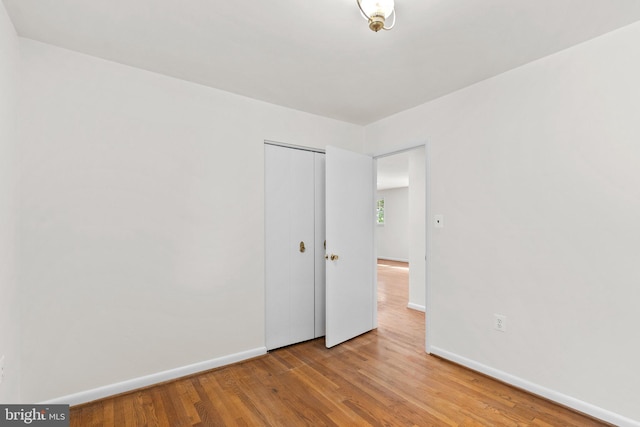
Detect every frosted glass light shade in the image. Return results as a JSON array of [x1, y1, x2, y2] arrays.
[[359, 0, 395, 19]]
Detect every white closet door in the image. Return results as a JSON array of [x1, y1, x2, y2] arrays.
[[325, 146, 375, 348], [265, 145, 315, 350], [314, 153, 326, 338]]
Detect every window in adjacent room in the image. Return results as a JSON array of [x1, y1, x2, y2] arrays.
[[376, 198, 385, 225]]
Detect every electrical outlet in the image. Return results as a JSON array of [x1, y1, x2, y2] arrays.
[[0, 355, 5, 384], [494, 314, 507, 332]]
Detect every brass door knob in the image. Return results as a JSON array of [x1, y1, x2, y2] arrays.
[[299, 241, 306, 253], [330, 254, 339, 261]]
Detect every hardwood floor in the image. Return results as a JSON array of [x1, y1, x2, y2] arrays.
[[70, 260, 609, 426]]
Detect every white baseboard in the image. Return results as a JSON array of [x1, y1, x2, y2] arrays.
[[407, 303, 425, 312], [41, 347, 267, 406], [430, 347, 639, 427]]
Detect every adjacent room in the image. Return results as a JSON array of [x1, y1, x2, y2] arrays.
[[1, 0, 639, 425], [376, 147, 426, 315]]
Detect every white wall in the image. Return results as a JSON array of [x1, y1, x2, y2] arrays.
[[408, 148, 425, 311], [365, 22, 640, 425], [376, 187, 408, 262], [17, 38, 362, 403], [0, 2, 20, 403]]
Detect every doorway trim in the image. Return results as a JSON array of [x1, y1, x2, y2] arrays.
[[372, 140, 432, 355], [265, 139, 325, 154]]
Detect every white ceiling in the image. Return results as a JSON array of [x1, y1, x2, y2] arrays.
[[4, 1, 640, 125], [377, 152, 411, 190]]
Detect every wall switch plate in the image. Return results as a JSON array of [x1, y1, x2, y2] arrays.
[[494, 314, 507, 332], [434, 214, 444, 228], [0, 355, 5, 384]]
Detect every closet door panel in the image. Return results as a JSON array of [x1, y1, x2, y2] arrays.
[[314, 153, 326, 337], [265, 145, 291, 350], [288, 149, 316, 344], [265, 145, 315, 350]]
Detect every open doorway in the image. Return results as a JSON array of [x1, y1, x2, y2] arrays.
[[375, 147, 426, 347]]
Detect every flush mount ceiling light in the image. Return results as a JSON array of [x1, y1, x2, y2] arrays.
[[356, 0, 396, 32]]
